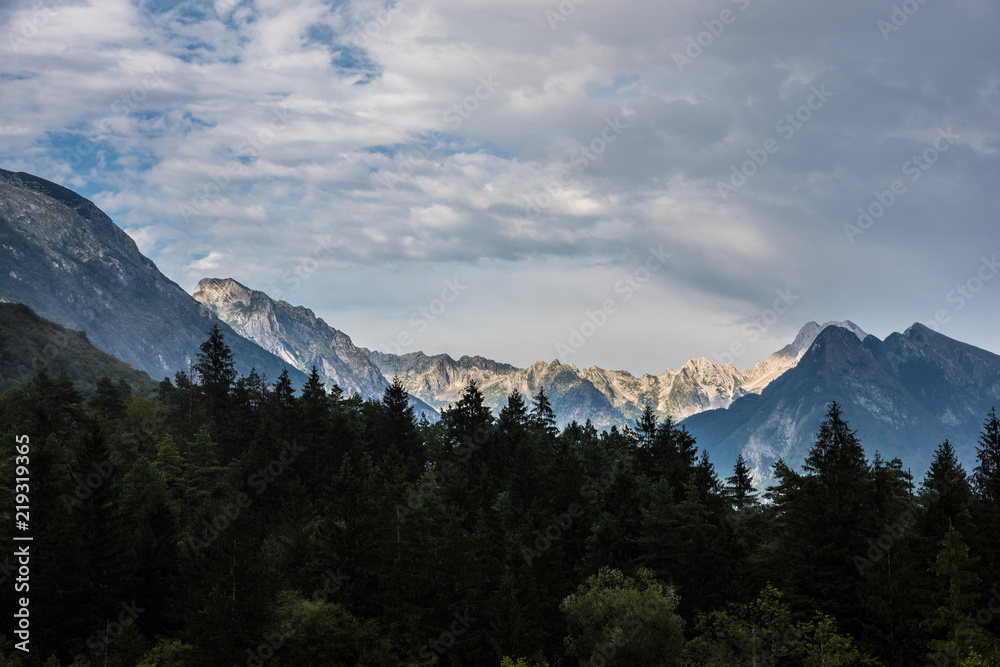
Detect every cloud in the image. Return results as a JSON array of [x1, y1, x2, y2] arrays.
[[1, 0, 998, 372], [184, 250, 227, 272]]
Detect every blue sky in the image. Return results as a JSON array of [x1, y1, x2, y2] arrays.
[[1, 0, 998, 374]]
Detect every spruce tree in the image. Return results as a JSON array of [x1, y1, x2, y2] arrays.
[[90, 375, 129, 420], [920, 522, 982, 665], [972, 407, 1000, 503], [971, 407, 1000, 638], [530, 386, 558, 437], [194, 325, 236, 413], [726, 454, 758, 510], [773, 403, 871, 634]]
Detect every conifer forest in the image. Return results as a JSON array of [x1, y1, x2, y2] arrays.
[[2, 327, 999, 667]]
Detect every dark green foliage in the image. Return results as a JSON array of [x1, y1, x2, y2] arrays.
[[0, 303, 158, 396], [193, 324, 237, 421], [726, 453, 758, 510], [561, 567, 684, 666], [5, 327, 1000, 667], [973, 408, 1000, 502]]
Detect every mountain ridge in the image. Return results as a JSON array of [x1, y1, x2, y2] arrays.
[[682, 323, 1000, 484], [0, 168, 307, 386], [197, 276, 876, 429], [194, 277, 439, 418]]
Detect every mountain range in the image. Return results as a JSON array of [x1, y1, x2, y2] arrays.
[[684, 323, 1000, 482], [193, 277, 438, 417], [0, 168, 306, 386], [2, 168, 998, 482], [195, 274, 871, 427]]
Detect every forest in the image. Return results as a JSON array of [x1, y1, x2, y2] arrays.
[[1, 325, 998, 666]]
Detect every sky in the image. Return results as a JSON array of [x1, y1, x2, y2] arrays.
[[1, 0, 998, 375]]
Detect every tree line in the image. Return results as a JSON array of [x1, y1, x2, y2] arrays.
[[0, 325, 998, 666]]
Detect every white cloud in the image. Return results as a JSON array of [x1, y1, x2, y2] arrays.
[[1, 0, 998, 371], [184, 250, 227, 272]]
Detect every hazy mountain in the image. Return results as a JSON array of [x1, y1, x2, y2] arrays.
[[194, 278, 439, 419], [738, 319, 868, 393], [0, 169, 306, 385], [0, 302, 157, 395], [682, 323, 1000, 484], [362, 350, 627, 428], [366, 321, 869, 426]]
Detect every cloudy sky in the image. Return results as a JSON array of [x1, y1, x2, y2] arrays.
[[1, 0, 998, 374]]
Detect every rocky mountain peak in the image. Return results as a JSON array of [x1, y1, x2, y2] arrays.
[[194, 276, 395, 400], [777, 320, 869, 359], [0, 170, 304, 383]]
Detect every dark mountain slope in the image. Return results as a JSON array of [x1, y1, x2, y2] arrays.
[[0, 168, 306, 385], [683, 324, 1000, 483]]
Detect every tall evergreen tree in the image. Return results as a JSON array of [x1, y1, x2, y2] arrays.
[[971, 407, 1000, 642], [89, 375, 130, 420], [973, 408, 1000, 503], [921, 441, 975, 534], [726, 454, 758, 510], [530, 386, 558, 437], [770, 403, 871, 636], [920, 522, 982, 665], [193, 324, 237, 421]]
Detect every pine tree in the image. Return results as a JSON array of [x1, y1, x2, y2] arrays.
[[859, 452, 916, 663], [442, 381, 495, 456], [154, 434, 185, 488], [771, 403, 871, 635], [922, 441, 975, 532], [970, 408, 1000, 646], [89, 375, 129, 420], [973, 407, 1000, 502], [372, 376, 422, 467], [194, 324, 237, 420], [726, 454, 758, 510], [635, 404, 658, 450], [530, 386, 558, 437], [921, 522, 982, 664]]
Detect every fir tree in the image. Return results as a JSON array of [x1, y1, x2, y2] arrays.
[[726, 454, 758, 510], [530, 386, 558, 437], [921, 522, 982, 665], [973, 407, 1000, 503], [193, 324, 237, 420]]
